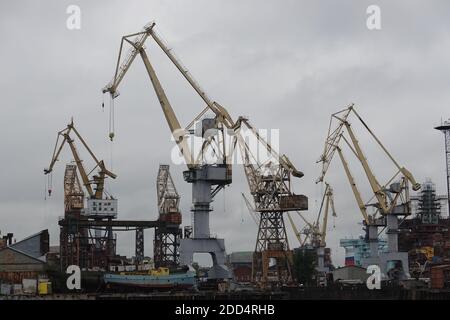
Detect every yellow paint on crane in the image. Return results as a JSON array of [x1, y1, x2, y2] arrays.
[[38, 281, 52, 295]]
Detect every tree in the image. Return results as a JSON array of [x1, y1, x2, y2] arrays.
[[293, 249, 317, 286]]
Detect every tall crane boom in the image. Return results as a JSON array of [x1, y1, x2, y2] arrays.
[[102, 22, 236, 169], [154, 164, 182, 268], [103, 22, 195, 168], [103, 22, 155, 97], [336, 146, 369, 224], [103, 22, 303, 182], [103, 21, 229, 126], [139, 48, 194, 167], [103, 22, 238, 280], [44, 120, 116, 200], [102, 22, 307, 284]]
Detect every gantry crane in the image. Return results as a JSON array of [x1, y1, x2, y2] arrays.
[[44, 120, 118, 270], [103, 22, 308, 284], [316, 104, 420, 279], [244, 169, 329, 286], [103, 22, 238, 280], [234, 116, 308, 287]]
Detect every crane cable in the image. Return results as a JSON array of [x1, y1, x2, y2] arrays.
[[102, 94, 115, 185], [110, 138, 114, 172], [108, 94, 115, 194], [223, 186, 226, 213], [44, 172, 52, 200], [109, 94, 115, 141], [44, 175, 48, 200], [102, 93, 115, 193]]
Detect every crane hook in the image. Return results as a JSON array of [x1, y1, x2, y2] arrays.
[[47, 173, 52, 197], [109, 94, 115, 141]]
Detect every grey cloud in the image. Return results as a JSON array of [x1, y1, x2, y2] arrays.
[[1, 0, 449, 266]]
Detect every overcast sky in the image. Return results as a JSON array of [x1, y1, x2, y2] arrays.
[[1, 0, 449, 267]]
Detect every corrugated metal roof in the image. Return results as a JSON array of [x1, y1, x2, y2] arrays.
[[0, 246, 46, 265], [9, 229, 49, 258]]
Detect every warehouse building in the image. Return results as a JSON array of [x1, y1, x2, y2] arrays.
[[332, 265, 369, 284], [0, 230, 49, 284], [227, 251, 253, 283]]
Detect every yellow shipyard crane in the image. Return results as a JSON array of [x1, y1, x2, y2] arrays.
[[44, 119, 117, 200], [103, 21, 239, 280], [316, 104, 420, 280], [102, 21, 308, 285], [44, 120, 117, 269]]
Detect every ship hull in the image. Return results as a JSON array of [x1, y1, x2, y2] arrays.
[[103, 272, 196, 289]]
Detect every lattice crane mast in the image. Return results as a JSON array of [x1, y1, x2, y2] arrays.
[[44, 120, 118, 270], [102, 22, 308, 282], [234, 116, 308, 286], [157, 164, 181, 218], [102, 22, 236, 168], [154, 164, 182, 268]]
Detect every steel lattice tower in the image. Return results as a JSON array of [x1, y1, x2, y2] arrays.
[[154, 226, 182, 268], [250, 166, 307, 287], [60, 165, 88, 270], [435, 120, 450, 216], [153, 165, 183, 269], [135, 228, 144, 264], [253, 211, 293, 285], [59, 165, 116, 271]]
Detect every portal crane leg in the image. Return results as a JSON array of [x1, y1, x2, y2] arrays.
[[135, 228, 144, 264], [178, 165, 232, 279]]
